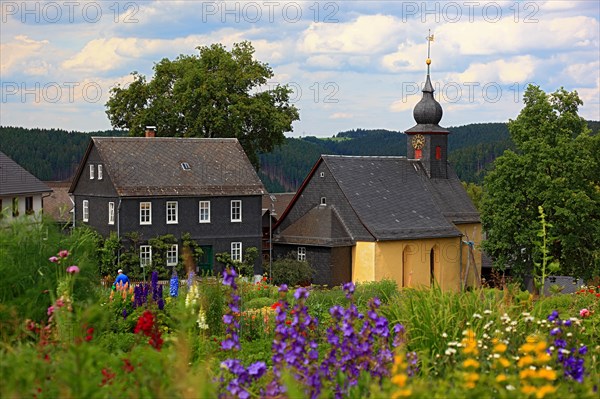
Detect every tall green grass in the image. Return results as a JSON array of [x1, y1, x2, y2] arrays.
[[0, 218, 100, 324]]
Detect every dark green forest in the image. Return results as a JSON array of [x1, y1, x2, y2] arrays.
[[1, 121, 597, 192]]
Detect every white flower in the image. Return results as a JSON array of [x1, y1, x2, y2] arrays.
[[473, 313, 483, 319], [483, 333, 489, 339], [522, 312, 530, 317], [567, 332, 573, 337], [525, 316, 534, 322], [445, 348, 457, 356], [442, 333, 448, 338], [466, 322, 471, 326], [510, 321, 518, 326], [506, 385, 516, 391], [484, 309, 492, 315], [493, 353, 500, 359]]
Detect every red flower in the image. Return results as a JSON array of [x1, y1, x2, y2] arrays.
[[122, 358, 135, 373], [134, 310, 163, 350], [101, 368, 116, 386], [271, 301, 283, 310]]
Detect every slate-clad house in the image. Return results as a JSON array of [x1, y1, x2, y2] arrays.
[[69, 132, 265, 273], [273, 63, 482, 291], [0, 150, 52, 221]]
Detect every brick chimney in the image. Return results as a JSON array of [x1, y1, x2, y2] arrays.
[[145, 126, 156, 138]]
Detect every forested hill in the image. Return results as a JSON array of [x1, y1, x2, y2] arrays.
[[1, 121, 598, 192], [0, 127, 126, 181]]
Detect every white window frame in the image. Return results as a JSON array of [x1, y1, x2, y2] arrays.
[[231, 200, 242, 222], [89, 164, 95, 179], [140, 202, 152, 225], [108, 202, 115, 225], [166, 201, 178, 224], [231, 242, 242, 262], [167, 244, 178, 266], [320, 197, 326, 205], [199, 200, 211, 223], [140, 245, 152, 267], [98, 164, 103, 180], [82, 200, 89, 222], [298, 247, 306, 261]]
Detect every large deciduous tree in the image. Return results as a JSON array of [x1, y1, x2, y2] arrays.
[[481, 85, 600, 282], [105, 41, 299, 168]]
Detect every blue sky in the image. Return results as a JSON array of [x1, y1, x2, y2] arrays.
[[1, 1, 598, 137]]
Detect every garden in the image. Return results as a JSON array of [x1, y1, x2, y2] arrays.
[[1, 220, 598, 398]]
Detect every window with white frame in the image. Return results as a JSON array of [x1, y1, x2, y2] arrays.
[[140, 202, 152, 225], [89, 164, 95, 179], [108, 202, 115, 225], [140, 245, 152, 267], [167, 244, 178, 266], [231, 242, 242, 261], [320, 197, 326, 205], [199, 201, 210, 223], [166, 201, 178, 224], [298, 247, 306, 261], [231, 200, 242, 222], [82, 200, 89, 222], [98, 164, 103, 180]]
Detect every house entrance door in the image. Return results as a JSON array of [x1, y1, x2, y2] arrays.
[[198, 246, 213, 274]]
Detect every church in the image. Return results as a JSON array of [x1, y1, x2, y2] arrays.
[[272, 48, 482, 292]]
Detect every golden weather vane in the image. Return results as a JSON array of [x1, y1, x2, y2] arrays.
[[426, 29, 434, 74]]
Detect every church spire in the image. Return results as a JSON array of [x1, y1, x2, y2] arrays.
[[411, 30, 444, 127]]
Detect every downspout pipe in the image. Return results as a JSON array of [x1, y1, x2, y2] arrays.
[[117, 198, 122, 264], [459, 235, 463, 291]]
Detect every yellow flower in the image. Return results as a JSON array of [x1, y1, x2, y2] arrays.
[[518, 355, 534, 368], [391, 389, 412, 398], [495, 374, 507, 382], [463, 358, 480, 369], [535, 341, 547, 353], [392, 374, 408, 387], [519, 369, 536, 380], [498, 357, 510, 368], [521, 384, 537, 396], [537, 353, 551, 364], [537, 368, 557, 381], [494, 343, 508, 353], [520, 343, 535, 353], [536, 384, 557, 398], [465, 372, 479, 383]]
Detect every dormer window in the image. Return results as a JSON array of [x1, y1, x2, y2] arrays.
[[181, 162, 191, 171], [320, 172, 325, 178]]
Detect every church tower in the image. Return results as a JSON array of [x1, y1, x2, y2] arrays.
[[405, 31, 449, 179]]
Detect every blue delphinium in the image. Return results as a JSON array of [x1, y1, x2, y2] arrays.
[[169, 271, 179, 297], [546, 310, 587, 383], [219, 268, 267, 399]]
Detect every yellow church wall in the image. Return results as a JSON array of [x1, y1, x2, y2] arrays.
[[352, 241, 376, 283], [375, 238, 462, 291], [455, 223, 483, 288]]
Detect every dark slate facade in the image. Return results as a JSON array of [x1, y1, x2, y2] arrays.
[[69, 137, 265, 274]]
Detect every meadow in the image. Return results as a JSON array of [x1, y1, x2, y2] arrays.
[[1, 220, 598, 398]]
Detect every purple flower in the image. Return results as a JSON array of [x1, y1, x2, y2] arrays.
[[58, 250, 69, 258], [223, 268, 237, 287], [294, 287, 309, 300], [342, 282, 355, 299], [578, 346, 588, 355], [550, 327, 561, 336], [247, 361, 266, 377], [122, 308, 128, 319], [279, 284, 288, 293], [563, 319, 572, 327], [548, 310, 559, 322], [49, 256, 58, 263], [66, 265, 80, 274]]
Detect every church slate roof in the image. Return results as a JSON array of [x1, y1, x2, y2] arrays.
[[275, 154, 479, 245], [0, 151, 52, 196], [321, 155, 463, 240], [69, 137, 265, 197]]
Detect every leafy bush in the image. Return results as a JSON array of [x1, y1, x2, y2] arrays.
[[243, 297, 274, 310], [271, 254, 313, 286]]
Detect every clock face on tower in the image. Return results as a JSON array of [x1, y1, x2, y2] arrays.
[[411, 134, 425, 150]]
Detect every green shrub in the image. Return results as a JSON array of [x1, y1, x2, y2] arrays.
[[243, 297, 274, 310], [271, 254, 313, 286]]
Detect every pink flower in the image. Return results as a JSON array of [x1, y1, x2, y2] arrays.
[[580, 308, 590, 318], [59, 250, 69, 258], [47, 306, 55, 315], [66, 265, 80, 274], [56, 298, 64, 308], [49, 256, 58, 263]]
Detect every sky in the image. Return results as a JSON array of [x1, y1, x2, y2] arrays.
[[1, 0, 599, 137]]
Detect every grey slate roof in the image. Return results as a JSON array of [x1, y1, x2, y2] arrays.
[[0, 151, 52, 196], [322, 155, 463, 240], [72, 137, 265, 197], [277, 205, 354, 247]]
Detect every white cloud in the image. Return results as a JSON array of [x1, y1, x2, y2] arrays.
[[329, 112, 352, 119], [450, 56, 538, 85], [298, 15, 403, 55], [0, 35, 50, 75]]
